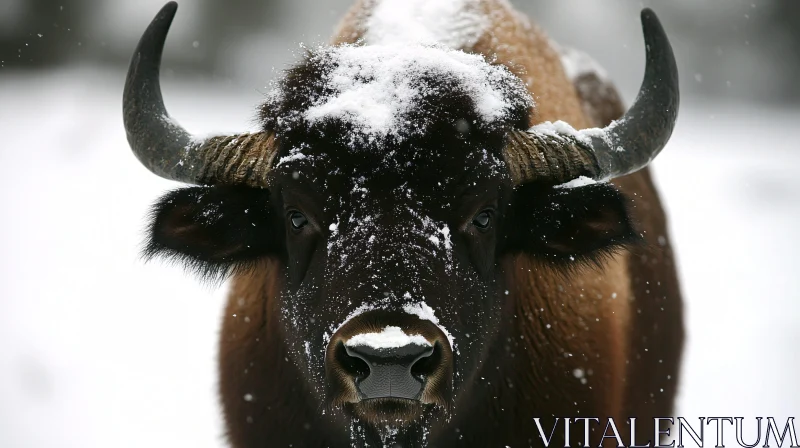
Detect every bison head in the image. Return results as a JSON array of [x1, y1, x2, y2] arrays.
[[123, 2, 678, 445]]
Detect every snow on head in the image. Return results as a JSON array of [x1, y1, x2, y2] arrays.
[[555, 176, 597, 189], [301, 44, 531, 143], [364, 0, 488, 49], [345, 326, 431, 349]]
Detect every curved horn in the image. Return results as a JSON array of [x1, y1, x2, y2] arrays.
[[504, 8, 679, 185], [123, 2, 277, 186]]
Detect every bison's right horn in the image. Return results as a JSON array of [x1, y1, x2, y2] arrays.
[[504, 8, 679, 185], [123, 1, 277, 187]]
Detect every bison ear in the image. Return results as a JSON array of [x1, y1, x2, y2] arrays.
[[144, 186, 281, 279], [503, 182, 640, 263]]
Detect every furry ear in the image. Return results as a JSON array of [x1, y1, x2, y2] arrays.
[[503, 182, 640, 263], [144, 186, 281, 279]]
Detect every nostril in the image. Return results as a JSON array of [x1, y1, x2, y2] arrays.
[[410, 341, 443, 381], [336, 332, 442, 400], [335, 341, 370, 379]]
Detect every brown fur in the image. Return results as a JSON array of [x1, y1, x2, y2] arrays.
[[218, 1, 683, 446]]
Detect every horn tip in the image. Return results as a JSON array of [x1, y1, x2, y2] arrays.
[[640, 8, 657, 22], [132, 2, 179, 58], [162, 2, 179, 16], [639, 8, 666, 35], [150, 3, 178, 28]]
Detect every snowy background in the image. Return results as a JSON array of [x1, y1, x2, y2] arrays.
[[1, 1, 798, 447]]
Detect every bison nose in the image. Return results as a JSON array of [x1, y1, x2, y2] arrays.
[[336, 328, 443, 400]]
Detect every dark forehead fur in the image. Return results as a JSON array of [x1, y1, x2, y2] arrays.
[[258, 46, 531, 190]]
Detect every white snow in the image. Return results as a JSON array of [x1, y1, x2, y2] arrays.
[[403, 301, 455, 349], [2, 68, 799, 448], [422, 222, 453, 253], [276, 150, 307, 167], [328, 302, 380, 340], [403, 301, 438, 324], [302, 44, 529, 141], [555, 176, 597, 189], [439, 225, 452, 251], [345, 326, 431, 349], [529, 120, 612, 148], [363, 0, 488, 49]]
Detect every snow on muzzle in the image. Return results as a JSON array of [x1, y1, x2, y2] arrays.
[[325, 308, 453, 409]]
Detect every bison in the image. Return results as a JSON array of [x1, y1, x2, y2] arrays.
[[122, 1, 684, 446]]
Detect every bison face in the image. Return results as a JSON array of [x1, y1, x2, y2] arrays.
[[143, 47, 639, 444], [267, 132, 513, 430]]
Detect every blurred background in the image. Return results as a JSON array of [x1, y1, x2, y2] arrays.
[[1, 0, 798, 447]]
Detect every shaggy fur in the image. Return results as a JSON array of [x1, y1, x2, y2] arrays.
[[144, 186, 279, 283]]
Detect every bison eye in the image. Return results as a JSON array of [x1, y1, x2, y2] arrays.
[[472, 210, 492, 230], [289, 211, 309, 230]]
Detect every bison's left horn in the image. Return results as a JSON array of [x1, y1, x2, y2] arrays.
[[123, 2, 277, 186], [504, 8, 679, 185]]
